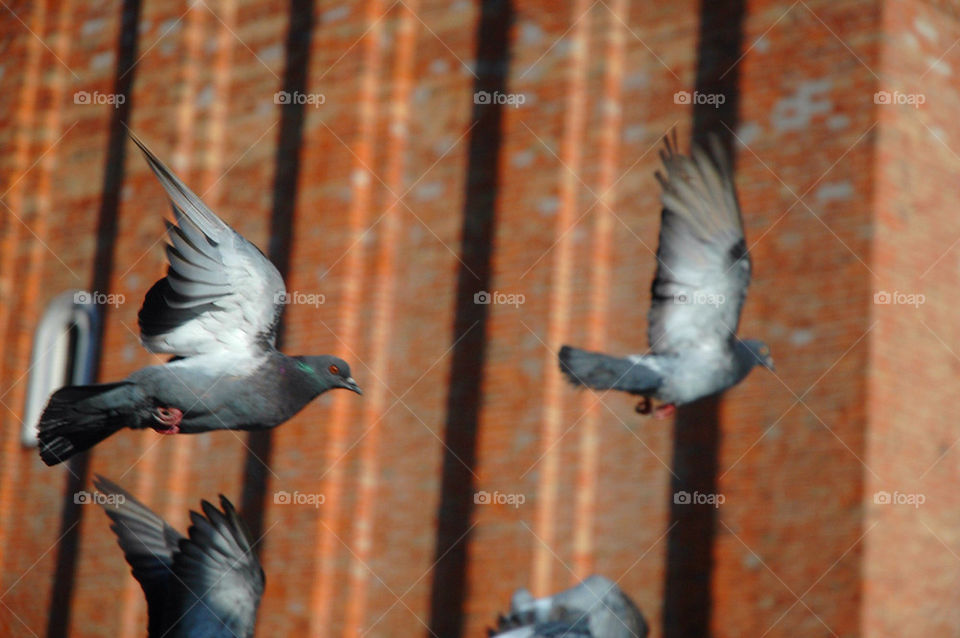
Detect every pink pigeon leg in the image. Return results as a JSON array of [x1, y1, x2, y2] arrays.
[[151, 406, 183, 434], [653, 403, 676, 419]]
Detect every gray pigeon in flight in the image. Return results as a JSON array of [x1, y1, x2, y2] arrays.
[[94, 475, 264, 638], [559, 133, 773, 418], [37, 133, 361, 466], [489, 575, 648, 638]]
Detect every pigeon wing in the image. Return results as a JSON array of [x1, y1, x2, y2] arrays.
[[647, 133, 750, 355], [94, 476, 184, 638], [173, 496, 265, 638], [131, 133, 286, 358]]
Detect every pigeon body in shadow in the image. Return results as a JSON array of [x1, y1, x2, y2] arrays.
[[490, 575, 648, 638], [559, 134, 773, 418], [94, 476, 264, 638], [37, 134, 361, 465]]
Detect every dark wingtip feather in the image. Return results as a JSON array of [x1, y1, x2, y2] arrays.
[[128, 131, 167, 176], [218, 495, 257, 554], [92, 474, 122, 498], [127, 129, 148, 152]]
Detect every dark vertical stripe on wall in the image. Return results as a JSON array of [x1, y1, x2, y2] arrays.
[[239, 0, 314, 545], [662, 1, 744, 637], [45, 1, 141, 636], [426, 1, 513, 636]]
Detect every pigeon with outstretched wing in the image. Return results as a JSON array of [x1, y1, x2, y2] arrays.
[[37, 133, 361, 465], [559, 133, 773, 418]]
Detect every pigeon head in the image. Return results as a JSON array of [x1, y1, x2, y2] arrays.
[[295, 355, 362, 394], [739, 339, 775, 371]]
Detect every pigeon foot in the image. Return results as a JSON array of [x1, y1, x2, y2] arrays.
[[151, 406, 183, 434], [635, 397, 652, 415], [653, 403, 676, 419]]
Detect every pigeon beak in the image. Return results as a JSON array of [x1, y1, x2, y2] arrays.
[[765, 357, 776, 372], [343, 377, 363, 395]]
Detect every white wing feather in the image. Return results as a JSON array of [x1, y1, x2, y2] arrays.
[[132, 133, 286, 357]]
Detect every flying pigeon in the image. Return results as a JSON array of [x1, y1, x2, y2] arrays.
[[36, 133, 361, 466], [94, 475, 264, 638], [489, 575, 648, 638], [558, 133, 773, 418]]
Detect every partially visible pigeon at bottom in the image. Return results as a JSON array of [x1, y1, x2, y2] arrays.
[[489, 575, 649, 638], [94, 476, 264, 638]]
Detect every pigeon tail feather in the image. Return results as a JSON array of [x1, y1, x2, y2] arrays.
[[558, 346, 661, 394], [37, 383, 137, 466]]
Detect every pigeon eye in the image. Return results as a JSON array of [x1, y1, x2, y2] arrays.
[[328, 364, 340, 375]]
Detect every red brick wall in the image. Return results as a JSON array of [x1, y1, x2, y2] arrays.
[[865, 1, 960, 635], [1, 1, 958, 637], [711, 1, 878, 636]]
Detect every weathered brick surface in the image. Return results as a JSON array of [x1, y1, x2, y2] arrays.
[[1, 1, 958, 637], [864, 1, 960, 636]]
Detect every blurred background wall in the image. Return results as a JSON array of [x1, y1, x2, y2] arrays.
[[1, 0, 959, 636]]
